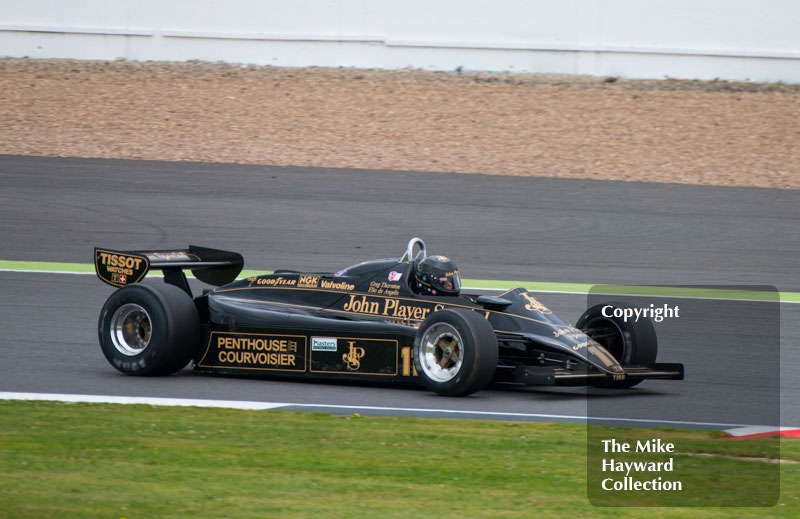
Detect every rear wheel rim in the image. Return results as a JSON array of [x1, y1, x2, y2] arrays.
[[419, 322, 464, 382], [110, 303, 152, 356]]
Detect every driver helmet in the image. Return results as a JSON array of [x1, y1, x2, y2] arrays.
[[414, 255, 461, 296]]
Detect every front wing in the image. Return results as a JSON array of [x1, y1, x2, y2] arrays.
[[502, 363, 685, 387]]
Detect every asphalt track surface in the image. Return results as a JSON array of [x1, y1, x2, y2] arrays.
[[1, 155, 798, 428]]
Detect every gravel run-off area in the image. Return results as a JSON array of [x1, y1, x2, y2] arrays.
[[1, 59, 799, 189]]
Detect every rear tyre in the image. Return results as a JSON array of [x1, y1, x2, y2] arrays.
[[98, 283, 200, 376], [414, 308, 498, 396], [576, 301, 657, 388]]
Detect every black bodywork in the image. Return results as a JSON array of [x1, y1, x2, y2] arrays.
[[94, 241, 683, 389]]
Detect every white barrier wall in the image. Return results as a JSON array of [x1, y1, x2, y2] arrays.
[[1, 0, 799, 82]]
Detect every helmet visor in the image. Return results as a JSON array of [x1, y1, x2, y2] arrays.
[[434, 270, 461, 294]]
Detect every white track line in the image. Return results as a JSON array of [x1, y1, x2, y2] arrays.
[[278, 403, 754, 428], [0, 392, 760, 428], [725, 426, 800, 437], [0, 392, 286, 410]]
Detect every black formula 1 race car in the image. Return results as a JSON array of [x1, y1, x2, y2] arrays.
[[94, 238, 683, 396]]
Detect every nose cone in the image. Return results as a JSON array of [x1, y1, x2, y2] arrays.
[[581, 339, 625, 374], [552, 326, 624, 374]]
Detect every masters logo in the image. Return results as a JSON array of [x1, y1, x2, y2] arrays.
[[311, 337, 338, 352]]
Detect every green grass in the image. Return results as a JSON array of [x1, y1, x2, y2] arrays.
[[2, 259, 799, 302], [0, 401, 798, 518]]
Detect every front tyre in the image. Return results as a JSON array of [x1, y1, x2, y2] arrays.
[[98, 283, 200, 376], [576, 301, 657, 388], [414, 308, 498, 396]]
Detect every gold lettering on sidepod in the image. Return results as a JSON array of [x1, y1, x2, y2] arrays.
[[342, 295, 445, 320]]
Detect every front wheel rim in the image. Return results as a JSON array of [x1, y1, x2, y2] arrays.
[[586, 317, 626, 363], [419, 322, 464, 383], [110, 303, 152, 356]]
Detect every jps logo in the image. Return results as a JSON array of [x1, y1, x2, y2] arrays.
[[521, 292, 551, 314], [298, 275, 320, 288], [342, 341, 365, 371]]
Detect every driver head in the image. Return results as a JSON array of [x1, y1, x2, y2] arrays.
[[414, 255, 461, 296]]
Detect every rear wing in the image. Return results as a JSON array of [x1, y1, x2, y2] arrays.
[[94, 246, 244, 292]]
